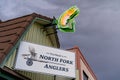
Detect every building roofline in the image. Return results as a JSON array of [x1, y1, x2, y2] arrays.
[[67, 46, 97, 80], [0, 13, 53, 23], [0, 13, 60, 67]]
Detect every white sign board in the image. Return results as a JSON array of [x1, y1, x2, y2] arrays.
[[14, 41, 76, 78]]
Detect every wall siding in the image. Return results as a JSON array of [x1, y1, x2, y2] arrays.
[[23, 22, 53, 47], [5, 22, 56, 80]]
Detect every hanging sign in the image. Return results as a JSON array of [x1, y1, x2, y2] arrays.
[[14, 41, 76, 78], [57, 6, 80, 32]]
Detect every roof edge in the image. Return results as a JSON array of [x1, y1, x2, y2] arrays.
[[1, 13, 53, 23], [0, 16, 35, 67], [0, 13, 60, 67], [67, 46, 97, 79]]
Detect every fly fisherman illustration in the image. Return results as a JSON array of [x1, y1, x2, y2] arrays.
[[22, 46, 37, 66]]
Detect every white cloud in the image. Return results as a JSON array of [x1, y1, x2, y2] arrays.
[[24, 0, 59, 10], [0, 0, 59, 20], [0, 0, 18, 18]]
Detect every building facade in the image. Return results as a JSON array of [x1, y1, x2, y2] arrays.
[[0, 13, 60, 80], [0, 13, 96, 80], [68, 46, 97, 80]]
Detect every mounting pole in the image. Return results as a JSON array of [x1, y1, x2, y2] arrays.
[[72, 78, 75, 80], [54, 75, 56, 80]]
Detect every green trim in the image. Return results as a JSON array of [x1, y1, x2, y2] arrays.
[[52, 19, 58, 25], [0, 17, 51, 68], [35, 17, 51, 23]]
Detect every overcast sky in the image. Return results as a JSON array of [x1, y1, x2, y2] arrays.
[[0, 0, 120, 80]]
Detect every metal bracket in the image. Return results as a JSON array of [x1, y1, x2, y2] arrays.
[[46, 31, 57, 36], [44, 16, 58, 28]]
